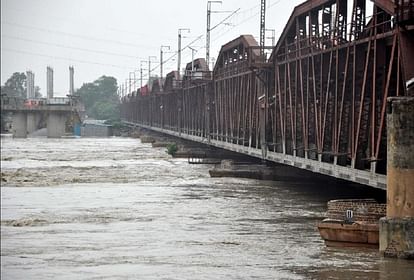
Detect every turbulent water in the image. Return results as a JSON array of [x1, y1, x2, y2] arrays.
[[1, 137, 413, 279]]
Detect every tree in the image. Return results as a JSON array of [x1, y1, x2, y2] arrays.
[[90, 100, 119, 120], [0, 72, 43, 98], [1, 72, 27, 98], [76, 75, 120, 120]]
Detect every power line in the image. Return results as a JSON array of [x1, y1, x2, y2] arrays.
[[2, 6, 176, 41], [1, 48, 136, 70], [212, 0, 283, 43], [210, 8, 241, 31], [2, 21, 156, 49], [121, 0, 283, 83], [144, 5, 236, 75], [137, 6, 239, 75], [2, 34, 146, 60], [175, 0, 284, 70], [149, 34, 204, 73]]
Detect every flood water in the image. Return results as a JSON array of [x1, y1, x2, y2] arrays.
[[1, 137, 413, 279]]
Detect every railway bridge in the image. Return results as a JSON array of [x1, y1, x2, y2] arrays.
[[121, 0, 414, 190]]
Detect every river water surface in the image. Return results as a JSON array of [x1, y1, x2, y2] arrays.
[[1, 137, 413, 279]]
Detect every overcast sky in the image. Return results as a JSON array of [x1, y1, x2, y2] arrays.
[[1, 0, 303, 97]]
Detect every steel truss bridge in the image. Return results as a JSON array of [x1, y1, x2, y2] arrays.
[[121, 0, 414, 189]]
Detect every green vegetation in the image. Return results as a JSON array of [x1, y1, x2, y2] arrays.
[[76, 76, 120, 120], [104, 119, 127, 130], [1, 72, 41, 98], [166, 143, 178, 156]]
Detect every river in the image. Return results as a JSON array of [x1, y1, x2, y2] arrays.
[[1, 137, 413, 279]]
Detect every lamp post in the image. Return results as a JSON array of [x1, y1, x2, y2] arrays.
[[178, 28, 190, 76], [160, 45, 170, 80]]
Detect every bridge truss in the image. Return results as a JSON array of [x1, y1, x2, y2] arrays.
[[121, 0, 414, 189]]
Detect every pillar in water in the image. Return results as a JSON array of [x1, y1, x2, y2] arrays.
[[379, 97, 414, 259]]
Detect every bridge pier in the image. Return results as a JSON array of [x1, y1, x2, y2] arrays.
[[259, 101, 267, 160], [11, 112, 27, 138], [27, 112, 38, 134], [47, 112, 66, 138], [379, 97, 414, 259]]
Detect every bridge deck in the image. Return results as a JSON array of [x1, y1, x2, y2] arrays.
[[126, 121, 386, 189], [1, 104, 81, 112]]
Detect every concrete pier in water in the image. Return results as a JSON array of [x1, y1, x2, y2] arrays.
[[379, 97, 414, 259], [11, 112, 28, 138], [47, 112, 67, 138]]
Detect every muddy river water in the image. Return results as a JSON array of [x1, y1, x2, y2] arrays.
[[1, 137, 413, 279]]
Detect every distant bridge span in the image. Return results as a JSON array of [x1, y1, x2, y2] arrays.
[[1, 96, 84, 138], [121, 0, 414, 190]]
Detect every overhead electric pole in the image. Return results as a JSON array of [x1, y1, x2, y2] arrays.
[[160, 45, 170, 80], [148, 55, 157, 84], [188, 46, 197, 74], [129, 72, 136, 93], [177, 28, 190, 77], [260, 0, 266, 55], [206, 1, 222, 68], [140, 60, 148, 88]]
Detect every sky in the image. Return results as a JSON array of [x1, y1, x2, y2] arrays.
[[1, 0, 303, 97]]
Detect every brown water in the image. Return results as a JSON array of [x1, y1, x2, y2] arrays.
[[1, 137, 413, 279]]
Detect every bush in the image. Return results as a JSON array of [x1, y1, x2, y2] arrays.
[[166, 143, 178, 156], [104, 119, 125, 130]]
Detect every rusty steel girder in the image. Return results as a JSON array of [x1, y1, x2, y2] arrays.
[[121, 0, 413, 187], [270, 0, 414, 175]]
